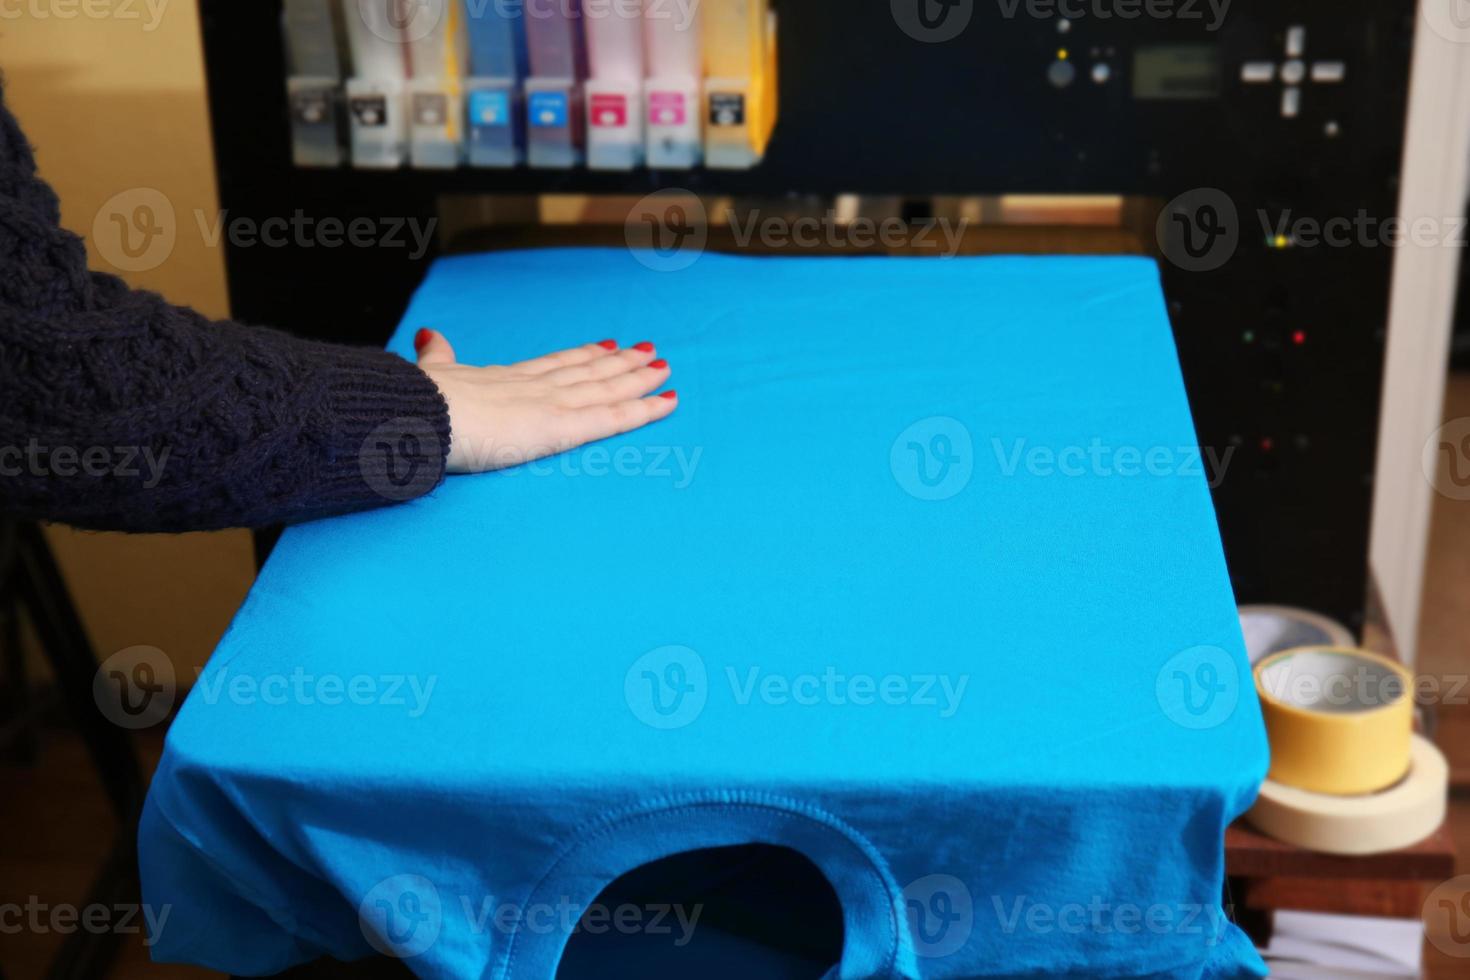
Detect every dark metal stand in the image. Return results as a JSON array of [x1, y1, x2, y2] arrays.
[[0, 519, 39, 765], [0, 519, 147, 980]]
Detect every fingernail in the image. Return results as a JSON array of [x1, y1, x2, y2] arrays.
[[634, 342, 655, 353], [649, 358, 668, 370], [660, 390, 678, 400], [414, 329, 433, 352], [597, 339, 618, 350]]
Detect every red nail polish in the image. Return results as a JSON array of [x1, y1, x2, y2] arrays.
[[649, 359, 668, 370], [660, 390, 678, 400], [598, 339, 618, 350], [414, 329, 432, 352], [634, 342, 655, 353]]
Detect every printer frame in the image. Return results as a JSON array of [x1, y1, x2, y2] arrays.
[[199, 0, 1415, 632]]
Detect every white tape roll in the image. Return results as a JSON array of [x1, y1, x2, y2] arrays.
[[1238, 604, 1355, 664], [1246, 733, 1448, 855]]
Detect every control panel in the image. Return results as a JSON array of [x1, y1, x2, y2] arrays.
[[1240, 24, 1348, 120]]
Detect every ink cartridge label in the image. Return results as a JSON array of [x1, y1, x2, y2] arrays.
[[709, 92, 745, 126], [529, 90, 570, 128], [470, 89, 511, 127], [351, 95, 390, 127]]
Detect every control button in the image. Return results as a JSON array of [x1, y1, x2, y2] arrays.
[[1057, 17, 1071, 33], [1286, 25, 1306, 57], [1048, 59, 1076, 88], [1091, 62, 1111, 84], [1311, 61, 1346, 82], [1281, 87, 1301, 118], [1241, 61, 1276, 83], [1280, 59, 1306, 84]]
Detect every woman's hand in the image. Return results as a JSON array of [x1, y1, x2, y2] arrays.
[[413, 330, 678, 475]]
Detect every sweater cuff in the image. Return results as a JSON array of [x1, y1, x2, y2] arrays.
[[311, 344, 452, 510]]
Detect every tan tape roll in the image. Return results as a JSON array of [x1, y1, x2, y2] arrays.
[[1254, 646, 1414, 795], [1247, 733, 1448, 855]]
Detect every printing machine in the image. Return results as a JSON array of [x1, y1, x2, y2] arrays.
[[200, 0, 1415, 639]]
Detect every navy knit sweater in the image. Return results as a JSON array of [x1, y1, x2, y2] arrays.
[[0, 85, 451, 532]]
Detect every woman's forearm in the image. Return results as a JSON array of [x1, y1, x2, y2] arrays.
[[0, 79, 676, 535], [0, 87, 451, 532], [0, 288, 452, 532]]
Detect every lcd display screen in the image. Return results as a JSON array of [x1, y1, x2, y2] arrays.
[[1133, 45, 1221, 100]]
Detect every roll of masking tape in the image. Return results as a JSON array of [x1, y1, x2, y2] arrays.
[[1254, 646, 1413, 796], [1247, 733, 1448, 855], [1238, 604, 1355, 664]]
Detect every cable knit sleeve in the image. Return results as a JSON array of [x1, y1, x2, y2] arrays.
[[0, 84, 451, 532]]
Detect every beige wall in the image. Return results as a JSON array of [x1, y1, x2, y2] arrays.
[[2, 1, 254, 679]]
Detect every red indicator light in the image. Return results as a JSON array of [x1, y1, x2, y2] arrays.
[[1291, 330, 1307, 345], [1260, 437, 1275, 452]]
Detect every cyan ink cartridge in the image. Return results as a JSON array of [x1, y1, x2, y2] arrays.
[[525, 80, 582, 169], [524, 0, 587, 168], [464, 0, 528, 167], [465, 81, 522, 168]]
